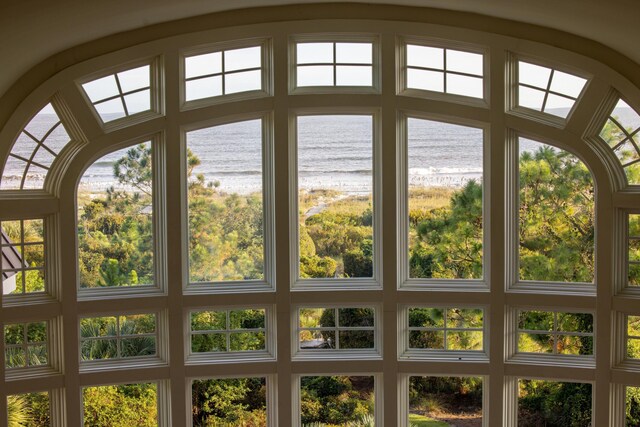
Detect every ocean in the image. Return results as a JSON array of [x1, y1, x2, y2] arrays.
[[3, 110, 637, 194]]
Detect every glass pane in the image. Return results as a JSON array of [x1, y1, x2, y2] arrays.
[[27, 322, 47, 342], [600, 118, 625, 147], [229, 331, 265, 351], [336, 42, 372, 64], [1, 156, 27, 189], [224, 46, 261, 72], [229, 309, 266, 329], [31, 147, 56, 168], [94, 98, 126, 122], [408, 308, 445, 328], [81, 338, 117, 360], [519, 138, 594, 282], [117, 65, 150, 93], [447, 331, 483, 350], [23, 165, 48, 189], [446, 49, 483, 75], [409, 330, 444, 349], [120, 314, 156, 334], [123, 89, 151, 115], [192, 378, 266, 426], [80, 317, 117, 338], [185, 76, 223, 101], [628, 316, 640, 336], [297, 42, 333, 64], [409, 376, 482, 425], [518, 85, 545, 110], [518, 380, 592, 426], [185, 52, 222, 78], [446, 73, 483, 98], [407, 68, 444, 92], [300, 376, 374, 425], [550, 70, 586, 98], [83, 383, 157, 426], [336, 65, 372, 86], [83, 75, 119, 103], [23, 103, 59, 141], [120, 337, 156, 358], [519, 61, 552, 89], [297, 65, 333, 86], [626, 386, 640, 426], [187, 119, 264, 283], [299, 330, 335, 349], [225, 69, 261, 93], [5, 347, 25, 368], [191, 333, 226, 352], [407, 44, 444, 69], [299, 308, 327, 327], [7, 392, 50, 426], [544, 93, 574, 117], [338, 307, 374, 327], [42, 122, 71, 154], [407, 118, 483, 279], [557, 312, 593, 333], [4, 324, 24, 345], [557, 335, 592, 355], [191, 311, 227, 331], [297, 115, 373, 279], [447, 308, 483, 328], [518, 333, 553, 353], [77, 142, 154, 288], [518, 311, 553, 331], [339, 330, 374, 349], [27, 344, 48, 366]]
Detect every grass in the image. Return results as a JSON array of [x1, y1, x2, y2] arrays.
[[408, 187, 455, 211], [409, 413, 449, 427]]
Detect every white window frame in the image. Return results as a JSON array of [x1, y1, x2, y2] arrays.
[[398, 36, 489, 108], [4, 316, 62, 381], [185, 305, 276, 364], [78, 310, 167, 373], [181, 112, 275, 294], [76, 135, 168, 300], [397, 111, 489, 291], [398, 304, 489, 362], [289, 33, 381, 95], [291, 304, 382, 360], [506, 53, 591, 128], [505, 131, 596, 295], [289, 108, 382, 290], [506, 307, 596, 368], [77, 56, 163, 132], [180, 37, 273, 111]]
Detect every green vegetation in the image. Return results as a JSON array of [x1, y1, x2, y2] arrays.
[[518, 380, 591, 427], [408, 413, 449, 427], [83, 383, 157, 427], [301, 376, 374, 426], [192, 378, 267, 426], [409, 376, 482, 426]]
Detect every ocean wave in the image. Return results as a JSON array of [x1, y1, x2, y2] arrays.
[[409, 167, 482, 176]]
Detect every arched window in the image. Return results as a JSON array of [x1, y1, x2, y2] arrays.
[[1, 7, 640, 426]]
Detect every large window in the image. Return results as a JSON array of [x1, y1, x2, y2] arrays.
[[0, 12, 638, 427]]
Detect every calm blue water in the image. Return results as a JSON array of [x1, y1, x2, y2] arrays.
[[4, 111, 634, 193]]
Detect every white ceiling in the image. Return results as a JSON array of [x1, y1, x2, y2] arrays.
[[0, 0, 638, 97]]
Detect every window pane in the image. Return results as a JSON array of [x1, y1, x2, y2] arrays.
[[518, 139, 595, 282], [117, 66, 150, 93], [94, 98, 126, 122], [225, 69, 261, 93], [1, 219, 45, 294], [229, 309, 265, 329], [409, 376, 482, 425], [297, 65, 333, 86], [409, 330, 444, 349], [123, 89, 151, 115], [518, 85, 545, 110], [518, 311, 593, 356], [544, 93, 574, 117], [519, 61, 551, 89], [297, 42, 334, 64], [407, 118, 483, 279], [187, 119, 264, 283], [4, 321, 48, 368], [600, 99, 640, 184], [185, 76, 223, 101], [409, 308, 445, 328], [7, 392, 50, 426], [336, 42, 372, 64], [627, 386, 640, 426], [77, 142, 154, 288], [550, 70, 586, 98], [446, 49, 483, 76], [192, 377, 266, 426], [185, 51, 222, 78], [407, 45, 444, 69], [407, 68, 444, 92], [191, 311, 226, 331], [301, 376, 374, 425], [83, 383, 157, 426], [297, 115, 373, 279], [628, 316, 640, 359], [447, 73, 483, 98], [224, 46, 261, 72], [518, 380, 592, 426], [336, 65, 372, 86], [83, 75, 119, 103]]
